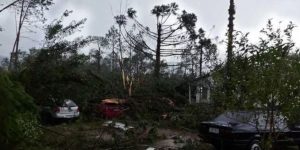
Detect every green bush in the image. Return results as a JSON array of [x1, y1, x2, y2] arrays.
[[0, 71, 41, 149], [170, 104, 219, 129]]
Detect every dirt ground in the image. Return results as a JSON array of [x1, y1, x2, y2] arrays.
[[39, 120, 212, 150], [39, 120, 299, 150]]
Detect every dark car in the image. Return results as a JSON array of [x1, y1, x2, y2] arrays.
[[199, 111, 300, 150]]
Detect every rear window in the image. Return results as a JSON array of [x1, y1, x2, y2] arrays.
[[63, 100, 77, 107]]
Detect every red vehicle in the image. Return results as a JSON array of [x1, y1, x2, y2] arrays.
[[96, 98, 128, 119]]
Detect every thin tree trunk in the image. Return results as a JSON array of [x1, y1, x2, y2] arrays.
[[191, 58, 194, 76], [189, 83, 192, 104], [128, 79, 133, 97], [154, 23, 162, 78], [197, 46, 203, 103], [97, 43, 101, 71], [128, 45, 133, 97], [111, 43, 115, 71], [225, 0, 235, 104], [9, 0, 25, 71], [118, 25, 126, 89]]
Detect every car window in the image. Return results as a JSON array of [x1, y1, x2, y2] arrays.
[[251, 113, 288, 130], [214, 111, 288, 131], [251, 113, 267, 129], [274, 115, 287, 130], [214, 112, 253, 123], [63, 100, 77, 107]]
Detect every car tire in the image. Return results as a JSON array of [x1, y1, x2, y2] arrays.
[[249, 140, 261, 150]]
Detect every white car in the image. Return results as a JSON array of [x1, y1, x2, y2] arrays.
[[42, 99, 80, 120]]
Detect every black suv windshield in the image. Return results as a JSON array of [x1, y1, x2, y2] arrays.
[[214, 111, 254, 123]]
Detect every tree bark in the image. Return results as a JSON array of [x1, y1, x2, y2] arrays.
[[118, 25, 126, 90], [196, 45, 203, 103], [97, 43, 101, 71], [189, 83, 192, 104], [225, 0, 235, 103], [9, 0, 25, 71], [154, 23, 162, 78]]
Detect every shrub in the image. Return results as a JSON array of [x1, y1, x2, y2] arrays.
[[0, 71, 41, 149], [170, 104, 219, 129]]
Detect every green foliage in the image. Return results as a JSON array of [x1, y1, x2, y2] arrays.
[[20, 11, 97, 105], [0, 71, 40, 149], [151, 2, 179, 16], [237, 21, 300, 115], [126, 97, 175, 121], [213, 20, 300, 112], [212, 20, 300, 149], [45, 10, 87, 43], [170, 104, 219, 129], [126, 3, 198, 78], [134, 76, 182, 96]]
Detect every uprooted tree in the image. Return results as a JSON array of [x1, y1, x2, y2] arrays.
[[21, 10, 94, 102]]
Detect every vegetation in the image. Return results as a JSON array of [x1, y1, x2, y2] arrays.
[[0, 71, 41, 149], [1, 0, 300, 149]]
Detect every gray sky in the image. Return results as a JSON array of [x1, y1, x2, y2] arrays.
[[0, 0, 300, 58]]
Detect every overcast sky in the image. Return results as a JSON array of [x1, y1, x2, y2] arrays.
[[0, 0, 300, 59]]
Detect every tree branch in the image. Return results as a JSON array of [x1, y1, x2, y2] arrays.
[[0, 0, 20, 13]]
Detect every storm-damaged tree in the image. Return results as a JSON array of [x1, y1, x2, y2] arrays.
[[114, 14, 128, 91], [22, 10, 93, 102], [122, 30, 152, 96], [8, 0, 53, 71], [113, 14, 149, 96], [125, 2, 197, 79]]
